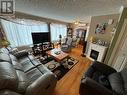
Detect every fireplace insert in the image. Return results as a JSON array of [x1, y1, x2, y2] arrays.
[[90, 49, 99, 60]]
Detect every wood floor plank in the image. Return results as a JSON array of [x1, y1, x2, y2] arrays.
[[53, 46, 92, 95]]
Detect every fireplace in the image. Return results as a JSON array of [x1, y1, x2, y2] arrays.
[[90, 50, 99, 60], [87, 43, 108, 62]]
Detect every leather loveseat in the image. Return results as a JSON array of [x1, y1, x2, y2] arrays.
[[0, 49, 57, 95], [79, 61, 127, 95]]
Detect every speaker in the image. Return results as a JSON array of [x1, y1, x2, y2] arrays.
[[81, 29, 87, 57]]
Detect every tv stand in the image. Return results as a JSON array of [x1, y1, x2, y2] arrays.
[[32, 42, 54, 56], [43, 42, 54, 51]]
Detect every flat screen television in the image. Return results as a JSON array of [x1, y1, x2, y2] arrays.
[[32, 32, 50, 44]]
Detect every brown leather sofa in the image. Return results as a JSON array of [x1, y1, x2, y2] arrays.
[[0, 49, 57, 95]]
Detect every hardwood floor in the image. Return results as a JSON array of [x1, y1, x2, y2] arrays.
[[53, 46, 92, 95]]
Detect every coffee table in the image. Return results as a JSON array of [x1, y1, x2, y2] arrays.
[[46, 48, 69, 62]]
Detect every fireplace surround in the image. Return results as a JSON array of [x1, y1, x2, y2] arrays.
[[87, 42, 108, 62]]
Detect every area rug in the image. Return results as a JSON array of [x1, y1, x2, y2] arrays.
[[44, 57, 79, 80]]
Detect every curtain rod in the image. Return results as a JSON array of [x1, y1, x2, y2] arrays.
[[0, 17, 48, 26]]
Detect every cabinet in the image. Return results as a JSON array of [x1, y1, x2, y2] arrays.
[[32, 42, 54, 56]]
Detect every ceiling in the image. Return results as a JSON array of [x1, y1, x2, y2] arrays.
[[15, 0, 127, 23]]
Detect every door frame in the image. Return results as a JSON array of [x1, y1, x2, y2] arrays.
[[111, 19, 127, 67]]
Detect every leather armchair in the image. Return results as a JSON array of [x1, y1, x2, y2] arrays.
[[0, 49, 57, 95], [61, 37, 73, 52], [79, 61, 127, 95]]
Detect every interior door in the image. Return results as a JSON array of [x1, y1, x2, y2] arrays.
[[113, 19, 127, 71]]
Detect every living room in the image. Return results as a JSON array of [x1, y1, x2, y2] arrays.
[[0, 0, 127, 95]]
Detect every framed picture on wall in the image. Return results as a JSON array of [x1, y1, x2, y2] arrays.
[[95, 23, 108, 34]]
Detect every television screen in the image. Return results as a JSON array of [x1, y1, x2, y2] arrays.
[[32, 32, 50, 44]]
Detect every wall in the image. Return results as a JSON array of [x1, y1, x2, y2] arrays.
[[88, 14, 119, 43], [105, 7, 127, 65]]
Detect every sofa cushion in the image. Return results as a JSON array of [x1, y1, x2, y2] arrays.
[[28, 55, 35, 60], [26, 68, 42, 84], [12, 61, 23, 71], [37, 64, 51, 74], [0, 53, 11, 62], [18, 57, 30, 64], [92, 71, 102, 82], [108, 72, 126, 95], [98, 75, 111, 89], [16, 70, 29, 94], [20, 60, 35, 73], [30, 59, 42, 66], [0, 62, 18, 91], [91, 71, 111, 89], [10, 54, 18, 62]]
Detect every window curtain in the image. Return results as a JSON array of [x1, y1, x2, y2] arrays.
[[0, 24, 5, 40], [50, 23, 67, 42], [1, 19, 48, 47]]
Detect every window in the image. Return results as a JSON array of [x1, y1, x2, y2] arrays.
[[50, 23, 67, 42], [1, 19, 48, 47]]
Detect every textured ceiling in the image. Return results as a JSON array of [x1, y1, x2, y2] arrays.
[[15, 0, 127, 23]]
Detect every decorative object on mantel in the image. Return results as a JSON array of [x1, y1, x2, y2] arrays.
[[90, 36, 96, 43], [95, 23, 108, 34], [90, 36, 109, 47], [96, 39, 109, 47]]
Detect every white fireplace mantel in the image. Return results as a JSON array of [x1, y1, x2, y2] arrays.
[[87, 42, 108, 62]]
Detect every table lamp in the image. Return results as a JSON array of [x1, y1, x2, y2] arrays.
[[0, 39, 10, 48], [59, 34, 62, 45]]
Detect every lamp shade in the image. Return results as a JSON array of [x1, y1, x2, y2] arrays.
[[0, 39, 10, 47], [59, 35, 62, 38]]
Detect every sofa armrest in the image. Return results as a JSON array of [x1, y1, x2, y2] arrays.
[[25, 73, 57, 95], [92, 61, 117, 75], [84, 64, 94, 78], [0, 90, 21, 95], [9, 48, 19, 54], [80, 77, 112, 95], [13, 50, 28, 58]]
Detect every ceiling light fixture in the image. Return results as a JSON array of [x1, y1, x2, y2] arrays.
[[74, 21, 79, 25]]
